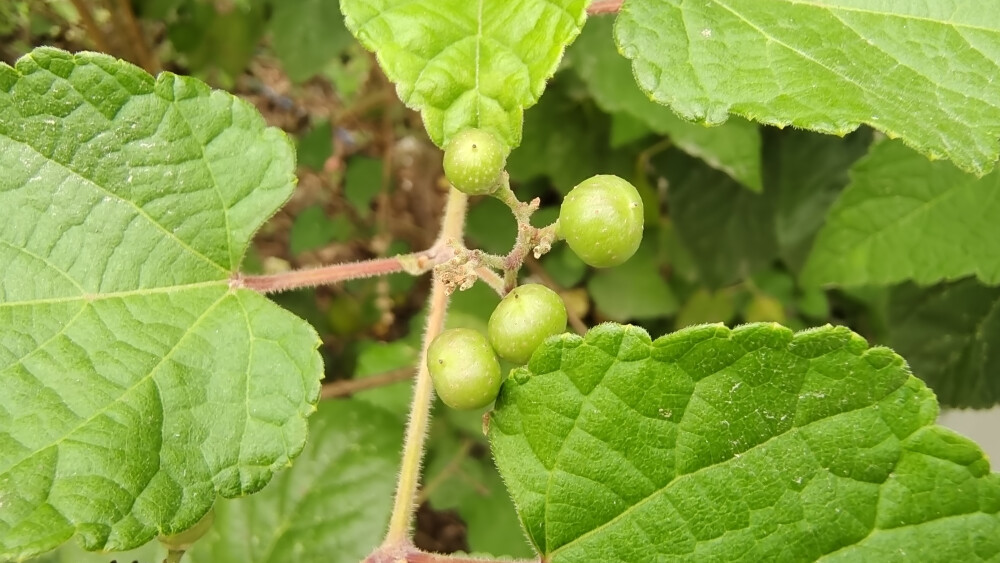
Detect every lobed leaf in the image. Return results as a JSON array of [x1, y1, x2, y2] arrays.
[[185, 400, 404, 563], [489, 322, 1000, 561], [616, 0, 1000, 176], [801, 140, 1000, 287], [339, 0, 588, 149], [0, 48, 322, 560], [271, 0, 354, 83], [569, 16, 762, 191]]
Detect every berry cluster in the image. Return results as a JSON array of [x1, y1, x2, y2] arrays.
[[428, 128, 644, 410]]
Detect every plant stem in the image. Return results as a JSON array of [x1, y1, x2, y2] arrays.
[[475, 266, 506, 297], [233, 245, 452, 293], [235, 257, 404, 293], [113, 0, 160, 74], [587, 0, 623, 15], [320, 368, 414, 399], [382, 189, 468, 546], [164, 549, 185, 563], [68, 0, 112, 54]]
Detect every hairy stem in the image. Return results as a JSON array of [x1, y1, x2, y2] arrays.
[[475, 266, 506, 297], [233, 245, 452, 293], [587, 0, 623, 15], [320, 368, 414, 400], [383, 189, 468, 545]]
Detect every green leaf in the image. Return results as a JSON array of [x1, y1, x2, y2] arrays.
[[764, 127, 873, 272], [0, 48, 322, 559], [186, 400, 403, 563], [541, 244, 587, 289], [289, 205, 352, 256], [489, 322, 1000, 561], [296, 120, 334, 170], [351, 340, 418, 417], [609, 112, 652, 149], [802, 140, 1000, 287], [271, 0, 354, 83], [616, 0, 1000, 176], [674, 289, 735, 330], [889, 279, 1000, 409], [507, 73, 608, 194], [344, 156, 384, 218], [661, 150, 778, 287], [340, 0, 588, 149], [587, 238, 677, 322], [466, 197, 517, 255], [167, 0, 265, 81], [32, 400, 403, 563], [424, 424, 533, 558], [570, 16, 762, 191]]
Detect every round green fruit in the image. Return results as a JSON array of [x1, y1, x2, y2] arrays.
[[558, 175, 644, 268], [427, 328, 502, 410], [488, 284, 567, 365], [442, 128, 506, 195]]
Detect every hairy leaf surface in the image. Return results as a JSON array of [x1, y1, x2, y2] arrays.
[[617, 0, 1000, 175], [340, 0, 587, 149], [490, 323, 1000, 561], [0, 48, 322, 559], [570, 16, 762, 191]]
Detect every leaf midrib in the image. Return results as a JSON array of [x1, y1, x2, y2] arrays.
[[0, 134, 230, 278], [0, 280, 229, 308]]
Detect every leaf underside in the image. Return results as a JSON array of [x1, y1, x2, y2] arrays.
[[489, 322, 1000, 562], [616, 0, 1000, 176], [0, 48, 322, 560], [339, 0, 588, 149]]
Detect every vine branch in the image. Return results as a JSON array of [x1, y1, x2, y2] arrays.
[[68, 0, 111, 54], [320, 368, 414, 399], [381, 188, 468, 547], [587, 0, 623, 15]]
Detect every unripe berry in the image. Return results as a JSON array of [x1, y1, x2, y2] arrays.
[[427, 328, 502, 410], [443, 128, 506, 195], [558, 175, 643, 268], [488, 284, 567, 365]]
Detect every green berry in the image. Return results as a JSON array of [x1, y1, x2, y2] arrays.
[[159, 508, 215, 551], [443, 128, 506, 195], [488, 284, 567, 365], [427, 328, 502, 410], [558, 175, 644, 268]]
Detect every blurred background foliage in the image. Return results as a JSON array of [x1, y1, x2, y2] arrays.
[[5, 0, 998, 558]]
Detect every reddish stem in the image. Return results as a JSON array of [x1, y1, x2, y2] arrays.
[[234, 256, 405, 293], [587, 0, 623, 15]]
